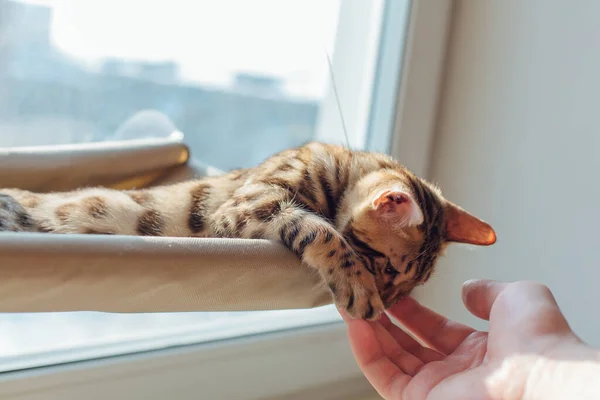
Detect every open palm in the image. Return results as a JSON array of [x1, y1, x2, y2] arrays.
[[341, 280, 579, 400]]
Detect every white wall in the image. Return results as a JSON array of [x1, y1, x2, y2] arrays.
[[414, 0, 600, 345]]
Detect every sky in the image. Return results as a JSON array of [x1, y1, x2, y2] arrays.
[[19, 0, 342, 98]]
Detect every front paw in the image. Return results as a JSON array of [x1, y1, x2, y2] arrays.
[[327, 267, 384, 321]]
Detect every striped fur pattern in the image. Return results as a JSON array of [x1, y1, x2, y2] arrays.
[[0, 142, 495, 320]]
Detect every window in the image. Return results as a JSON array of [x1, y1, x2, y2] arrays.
[[0, 0, 421, 394]]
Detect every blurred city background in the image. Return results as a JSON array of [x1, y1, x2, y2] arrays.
[[0, 0, 341, 169]]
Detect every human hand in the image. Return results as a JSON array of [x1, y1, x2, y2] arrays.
[[341, 280, 600, 400]]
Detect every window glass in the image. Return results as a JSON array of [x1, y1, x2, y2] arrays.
[[0, 0, 342, 169]]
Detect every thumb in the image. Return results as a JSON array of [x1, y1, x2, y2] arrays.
[[462, 279, 508, 321]]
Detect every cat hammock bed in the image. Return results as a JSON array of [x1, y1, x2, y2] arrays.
[[0, 112, 331, 313]]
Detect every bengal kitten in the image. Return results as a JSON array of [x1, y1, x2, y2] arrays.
[[0, 142, 496, 320]]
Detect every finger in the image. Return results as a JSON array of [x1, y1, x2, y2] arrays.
[[380, 313, 444, 363], [462, 279, 509, 320], [483, 281, 572, 336], [343, 313, 411, 399], [341, 309, 424, 375], [371, 319, 424, 375], [387, 296, 476, 355]]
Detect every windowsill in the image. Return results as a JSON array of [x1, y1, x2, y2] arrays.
[[0, 322, 370, 400], [0, 305, 341, 373]]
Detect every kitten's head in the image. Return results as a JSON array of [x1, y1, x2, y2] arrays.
[[341, 167, 496, 309]]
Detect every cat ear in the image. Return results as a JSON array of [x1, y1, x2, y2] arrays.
[[371, 189, 423, 226], [444, 201, 496, 246]]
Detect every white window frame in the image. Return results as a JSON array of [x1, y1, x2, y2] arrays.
[[0, 0, 454, 398], [388, 0, 455, 179]]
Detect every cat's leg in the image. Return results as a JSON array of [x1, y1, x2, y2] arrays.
[[212, 187, 385, 320], [0, 188, 153, 235], [0, 181, 215, 237]]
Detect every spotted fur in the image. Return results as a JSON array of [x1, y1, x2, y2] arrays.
[[0, 142, 496, 320]]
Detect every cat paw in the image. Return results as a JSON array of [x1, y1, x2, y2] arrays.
[[0, 194, 39, 232], [327, 263, 385, 321]]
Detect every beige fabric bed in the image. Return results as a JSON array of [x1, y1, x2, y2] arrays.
[[0, 132, 331, 313]]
